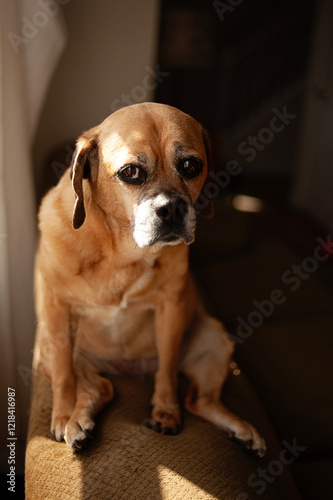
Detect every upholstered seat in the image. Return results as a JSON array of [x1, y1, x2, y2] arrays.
[[25, 359, 301, 499]]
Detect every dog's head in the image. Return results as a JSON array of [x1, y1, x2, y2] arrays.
[[71, 103, 213, 248]]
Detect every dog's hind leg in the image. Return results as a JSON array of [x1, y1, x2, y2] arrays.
[[64, 353, 114, 452], [180, 315, 266, 457]]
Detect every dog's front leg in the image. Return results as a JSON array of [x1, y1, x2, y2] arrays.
[[43, 289, 77, 442], [150, 299, 187, 435]]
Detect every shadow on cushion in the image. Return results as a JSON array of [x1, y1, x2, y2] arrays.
[[25, 364, 302, 500]]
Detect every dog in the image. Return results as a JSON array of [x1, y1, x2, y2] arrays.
[[34, 102, 266, 456]]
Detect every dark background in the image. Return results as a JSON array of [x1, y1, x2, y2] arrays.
[[31, 1, 333, 499]]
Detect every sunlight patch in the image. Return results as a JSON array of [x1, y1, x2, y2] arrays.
[[158, 465, 217, 499]]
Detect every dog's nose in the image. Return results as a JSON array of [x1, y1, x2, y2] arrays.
[[156, 197, 188, 224]]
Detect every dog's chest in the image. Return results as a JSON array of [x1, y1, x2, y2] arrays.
[[75, 295, 157, 360], [74, 257, 158, 356], [78, 256, 156, 309], [80, 253, 157, 305]]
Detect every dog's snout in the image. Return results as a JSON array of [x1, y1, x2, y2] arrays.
[[134, 193, 195, 247], [156, 197, 188, 224]]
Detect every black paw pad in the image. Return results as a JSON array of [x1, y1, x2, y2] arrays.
[[84, 428, 94, 439], [144, 419, 162, 433], [72, 437, 90, 452], [162, 425, 180, 436]]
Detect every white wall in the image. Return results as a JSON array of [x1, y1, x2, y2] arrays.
[[33, 0, 161, 193]]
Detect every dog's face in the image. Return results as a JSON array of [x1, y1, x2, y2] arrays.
[[71, 103, 212, 248]]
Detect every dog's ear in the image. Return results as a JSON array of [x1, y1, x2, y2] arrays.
[[71, 127, 99, 229], [197, 128, 214, 219]]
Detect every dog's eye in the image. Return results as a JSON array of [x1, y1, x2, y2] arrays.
[[177, 158, 203, 180], [118, 165, 147, 185]]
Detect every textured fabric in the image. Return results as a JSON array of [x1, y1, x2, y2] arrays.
[[25, 365, 301, 500]]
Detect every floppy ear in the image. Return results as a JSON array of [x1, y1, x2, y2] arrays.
[[197, 128, 215, 219], [71, 128, 99, 229]]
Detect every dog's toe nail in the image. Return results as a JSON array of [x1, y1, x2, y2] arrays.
[[225, 430, 235, 439], [229, 435, 264, 456], [162, 426, 173, 435], [71, 437, 90, 452], [52, 430, 64, 442], [84, 429, 94, 439], [162, 426, 179, 436], [72, 440, 83, 451], [245, 439, 253, 450], [151, 422, 162, 433]]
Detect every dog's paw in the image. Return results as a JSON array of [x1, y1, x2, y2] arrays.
[[51, 414, 70, 442], [64, 414, 95, 452], [226, 421, 266, 457], [146, 405, 181, 436]]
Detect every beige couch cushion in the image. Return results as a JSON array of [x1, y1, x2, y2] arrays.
[[25, 364, 301, 499]]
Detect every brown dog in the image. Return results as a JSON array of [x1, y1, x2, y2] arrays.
[[34, 102, 266, 456]]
